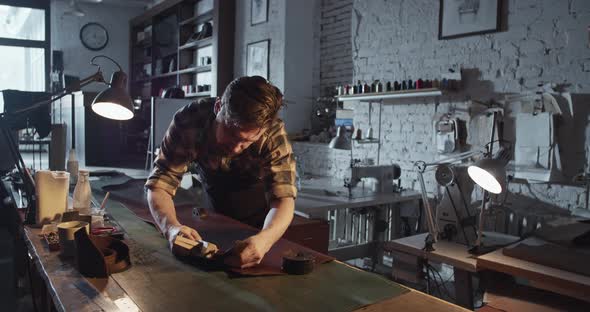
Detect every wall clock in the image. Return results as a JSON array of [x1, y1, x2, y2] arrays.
[[80, 22, 109, 51]]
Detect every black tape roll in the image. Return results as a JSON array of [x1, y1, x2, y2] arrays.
[[282, 252, 315, 275]]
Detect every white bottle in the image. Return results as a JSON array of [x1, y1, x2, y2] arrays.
[[72, 170, 92, 215], [35, 170, 70, 225]]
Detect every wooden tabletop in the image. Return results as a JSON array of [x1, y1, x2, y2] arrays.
[[23, 198, 467, 312], [357, 288, 470, 312], [477, 237, 590, 303], [384, 233, 478, 272], [384, 232, 519, 272]]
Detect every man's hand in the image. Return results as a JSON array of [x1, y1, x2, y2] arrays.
[[224, 234, 273, 269], [166, 224, 202, 250]]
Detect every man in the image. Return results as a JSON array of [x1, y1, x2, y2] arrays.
[[145, 76, 296, 269]]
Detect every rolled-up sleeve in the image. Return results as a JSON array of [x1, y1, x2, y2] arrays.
[[262, 121, 297, 200], [145, 103, 203, 196]]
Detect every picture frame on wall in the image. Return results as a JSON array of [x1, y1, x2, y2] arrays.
[[251, 0, 268, 26], [247, 39, 269, 79], [439, 0, 501, 40]]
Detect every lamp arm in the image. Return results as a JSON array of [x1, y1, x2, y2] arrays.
[[417, 169, 439, 241], [91, 55, 123, 71], [0, 70, 106, 120], [422, 150, 483, 168]]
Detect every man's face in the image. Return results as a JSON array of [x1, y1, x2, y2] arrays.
[[212, 100, 266, 157]]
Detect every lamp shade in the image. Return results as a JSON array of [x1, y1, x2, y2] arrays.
[[91, 71, 134, 120], [328, 126, 351, 150], [468, 158, 506, 194]]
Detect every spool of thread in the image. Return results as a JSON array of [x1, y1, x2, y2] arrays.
[[354, 128, 363, 140], [282, 252, 315, 275], [366, 127, 374, 140]]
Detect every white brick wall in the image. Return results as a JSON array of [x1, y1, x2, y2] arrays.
[[301, 0, 590, 213], [319, 0, 353, 96]]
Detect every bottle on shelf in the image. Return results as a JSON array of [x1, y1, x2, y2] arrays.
[[363, 81, 371, 93]]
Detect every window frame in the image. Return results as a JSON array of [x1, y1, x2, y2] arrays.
[[0, 0, 51, 92]]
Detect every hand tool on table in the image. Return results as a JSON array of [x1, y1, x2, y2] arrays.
[[173, 235, 220, 259]]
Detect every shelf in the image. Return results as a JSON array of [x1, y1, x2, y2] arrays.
[[354, 138, 380, 144], [151, 65, 211, 80], [185, 91, 211, 98], [178, 65, 211, 74], [179, 10, 214, 26], [336, 88, 442, 102], [152, 71, 178, 79], [179, 37, 212, 50]]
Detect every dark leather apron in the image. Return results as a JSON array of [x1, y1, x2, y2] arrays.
[[193, 157, 270, 229]]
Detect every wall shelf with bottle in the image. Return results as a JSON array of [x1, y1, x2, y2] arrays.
[[337, 88, 442, 103]]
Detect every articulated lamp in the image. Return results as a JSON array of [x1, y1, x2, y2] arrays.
[[416, 145, 510, 251], [0, 55, 134, 224], [469, 147, 511, 252], [91, 70, 134, 120], [468, 154, 509, 195], [328, 126, 352, 150]]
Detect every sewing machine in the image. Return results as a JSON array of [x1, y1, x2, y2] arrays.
[[345, 164, 401, 197]]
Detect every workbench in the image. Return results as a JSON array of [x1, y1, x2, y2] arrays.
[[295, 176, 421, 263], [383, 232, 519, 309], [477, 237, 590, 304], [21, 194, 468, 312]]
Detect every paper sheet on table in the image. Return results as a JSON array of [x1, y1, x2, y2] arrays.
[[514, 112, 559, 182]]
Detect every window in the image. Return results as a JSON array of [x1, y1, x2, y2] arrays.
[[0, 0, 50, 110]]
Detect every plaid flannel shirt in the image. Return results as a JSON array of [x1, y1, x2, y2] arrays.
[[145, 101, 297, 200]]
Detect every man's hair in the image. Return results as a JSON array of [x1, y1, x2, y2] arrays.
[[220, 76, 284, 129]]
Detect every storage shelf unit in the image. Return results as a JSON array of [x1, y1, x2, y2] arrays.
[[129, 0, 234, 101]]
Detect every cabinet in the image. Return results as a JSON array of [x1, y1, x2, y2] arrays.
[[129, 0, 235, 102]]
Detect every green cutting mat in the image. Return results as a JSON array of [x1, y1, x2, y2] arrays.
[[95, 184, 408, 312]]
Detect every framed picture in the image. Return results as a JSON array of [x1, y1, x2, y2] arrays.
[[251, 0, 268, 26], [439, 0, 501, 40], [247, 40, 269, 79]]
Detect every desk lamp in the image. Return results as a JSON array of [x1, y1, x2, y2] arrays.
[[0, 55, 134, 224], [468, 147, 511, 253], [415, 145, 510, 251], [329, 126, 356, 197]]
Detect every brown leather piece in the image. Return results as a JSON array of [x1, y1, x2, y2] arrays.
[[117, 199, 333, 276], [175, 207, 334, 275]]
